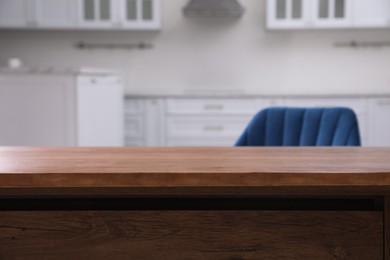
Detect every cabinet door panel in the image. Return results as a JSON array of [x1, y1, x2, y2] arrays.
[[267, 0, 310, 29], [78, 0, 119, 29], [120, 0, 160, 29], [0, 75, 75, 146], [77, 76, 124, 146], [312, 0, 352, 27], [0, 0, 28, 28], [35, 0, 76, 28], [353, 0, 390, 27]]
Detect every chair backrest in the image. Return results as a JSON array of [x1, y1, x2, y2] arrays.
[[235, 107, 361, 146]]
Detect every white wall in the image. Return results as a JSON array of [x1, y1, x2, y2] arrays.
[[0, 0, 390, 96]]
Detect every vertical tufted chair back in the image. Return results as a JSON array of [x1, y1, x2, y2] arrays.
[[235, 107, 361, 146]]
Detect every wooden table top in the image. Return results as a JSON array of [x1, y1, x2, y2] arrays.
[[0, 147, 389, 190]]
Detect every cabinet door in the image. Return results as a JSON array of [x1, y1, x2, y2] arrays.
[[368, 98, 390, 147], [119, 0, 160, 29], [0, 0, 29, 28], [124, 99, 146, 146], [353, 0, 390, 28], [144, 99, 164, 146], [267, 0, 309, 29], [312, 0, 352, 28], [77, 75, 124, 146], [78, 0, 120, 29], [35, 0, 77, 29], [0, 75, 76, 146]]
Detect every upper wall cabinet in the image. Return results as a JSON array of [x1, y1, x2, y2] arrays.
[[0, 0, 160, 30], [78, 0, 119, 29], [353, 0, 390, 27], [36, 0, 77, 29], [267, 0, 309, 29], [267, 0, 390, 29], [312, 0, 352, 28], [0, 0, 33, 28], [119, 0, 160, 29]]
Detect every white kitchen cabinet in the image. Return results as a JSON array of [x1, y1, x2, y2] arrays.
[[353, 0, 390, 27], [267, 0, 310, 29], [35, 0, 77, 29], [368, 98, 390, 147], [165, 98, 274, 147], [78, 0, 119, 29], [0, 0, 76, 29], [78, 0, 160, 30], [119, 0, 161, 29], [76, 74, 124, 146], [0, 0, 160, 30], [0, 69, 124, 146], [312, 0, 352, 28], [267, 0, 390, 29], [0, 0, 30, 28], [124, 96, 390, 147], [124, 98, 164, 146]]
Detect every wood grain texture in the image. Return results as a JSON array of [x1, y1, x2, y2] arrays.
[[0, 147, 390, 191], [386, 196, 390, 260], [0, 211, 383, 260]]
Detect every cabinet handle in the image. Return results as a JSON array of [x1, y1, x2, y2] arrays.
[[204, 104, 224, 110], [204, 125, 224, 131], [377, 100, 390, 106]]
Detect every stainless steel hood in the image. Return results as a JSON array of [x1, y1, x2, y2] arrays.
[[183, 0, 245, 17]]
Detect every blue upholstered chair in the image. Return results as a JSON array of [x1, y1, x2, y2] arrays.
[[235, 107, 361, 146]]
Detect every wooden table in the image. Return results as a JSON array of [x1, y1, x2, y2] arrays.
[[0, 147, 390, 259]]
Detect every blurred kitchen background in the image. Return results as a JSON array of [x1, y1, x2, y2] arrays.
[[0, 0, 389, 147]]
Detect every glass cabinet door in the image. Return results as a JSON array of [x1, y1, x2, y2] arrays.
[[267, 0, 309, 29], [121, 0, 160, 29], [80, 0, 118, 28], [312, 0, 352, 27]]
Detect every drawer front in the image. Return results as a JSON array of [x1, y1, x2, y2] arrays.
[[166, 117, 250, 138], [125, 116, 144, 138], [166, 98, 259, 115], [125, 99, 144, 115]]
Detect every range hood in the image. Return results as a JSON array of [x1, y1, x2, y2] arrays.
[[183, 0, 245, 18]]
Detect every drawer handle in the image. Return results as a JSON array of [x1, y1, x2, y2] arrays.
[[204, 104, 224, 110], [204, 125, 224, 131]]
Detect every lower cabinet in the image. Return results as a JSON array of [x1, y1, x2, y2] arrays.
[[0, 72, 124, 146], [124, 98, 164, 146], [125, 96, 390, 147]]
